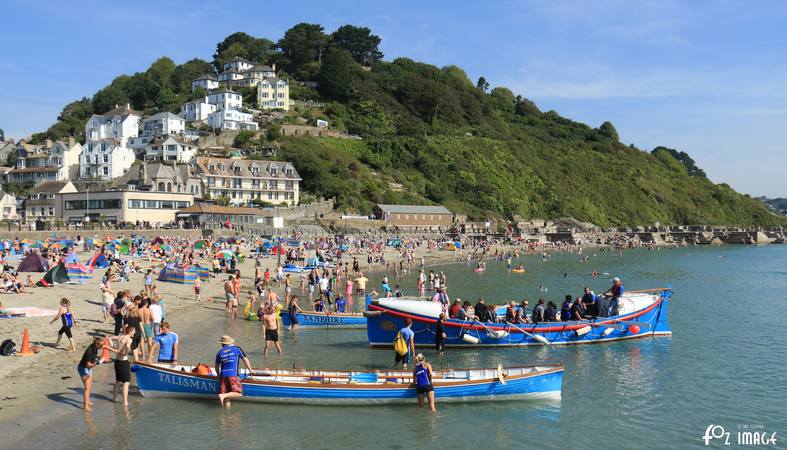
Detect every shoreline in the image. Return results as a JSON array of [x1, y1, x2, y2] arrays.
[[0, 243, 472, 447]]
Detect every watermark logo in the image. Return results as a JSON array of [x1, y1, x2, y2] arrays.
[[702, 424, 778, 446]]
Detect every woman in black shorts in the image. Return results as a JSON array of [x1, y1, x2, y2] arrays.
[[50, 298, 77, 352]]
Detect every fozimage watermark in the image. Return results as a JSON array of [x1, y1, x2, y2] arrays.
[[702, 424, 778, 446]]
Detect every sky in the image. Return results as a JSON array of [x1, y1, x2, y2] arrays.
[[1, 0, 786, 197]]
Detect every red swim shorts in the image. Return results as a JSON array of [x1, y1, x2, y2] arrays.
[[218, 376, 243, 394]]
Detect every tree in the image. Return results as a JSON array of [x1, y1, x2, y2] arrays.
[[349, 100, 394, 136], [233, 130, 257, 148], [277, 23, 329, 73], [92, 85, 129, 114], [330, 25, 383, 65], [0, 129, 4, 141], [476, 76, 489, 93], [266, 123, 282, 142], [215, 195, 231, 206], [317, 48, 360, 101], [489, 87, 515, 114], [598, 121, 620, 142], [213, 32, 276, 71], [172, 58, 214, 94], [652, 146, 706, 177]]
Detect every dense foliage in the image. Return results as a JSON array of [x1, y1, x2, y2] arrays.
[[25, 24, 785, 226]]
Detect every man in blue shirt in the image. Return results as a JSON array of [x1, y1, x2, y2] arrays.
[[396, 318, 416, 369], [147, 322, 178, 365], [215, 335, 252, 408]]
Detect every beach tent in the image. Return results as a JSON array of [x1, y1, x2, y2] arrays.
[[194, 240, 207, 250], [65, 252, 81, 265], [18, 253, 49, 272], [193, 266, 211, 281], [88, 253, 109, 269], [43, 263, 70, 284], [66, 264, 92, 284], [158, 263, 196, 285]]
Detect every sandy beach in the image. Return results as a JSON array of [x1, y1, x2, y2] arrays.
[[0, 240, 477, 445]]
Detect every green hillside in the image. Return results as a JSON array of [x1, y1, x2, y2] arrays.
[[27, 24, 785, 227]]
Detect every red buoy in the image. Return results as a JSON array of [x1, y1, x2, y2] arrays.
[[628, 325, 641, 334]]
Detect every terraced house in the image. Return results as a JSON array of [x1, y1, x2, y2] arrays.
[[193, 157, 300, 206], [10, 138, 82, 184]]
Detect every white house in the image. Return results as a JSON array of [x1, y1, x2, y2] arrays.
[[0, 191, 18, 220], [144, 135, 198, 163], [222, 57, 254, 73], [79, 139, 136, 180], [10, 138, 82, 184], [82, 104, 139, 180], [191, 74, 219, 92], [207, 109, 258, 131], [84, 104, 140, 147], [207, 90, 243, 111], [257, 77, 290, 110], [142, 112, 185, 137], [217, 70, 245, 83], [180, 97, 217, 122]]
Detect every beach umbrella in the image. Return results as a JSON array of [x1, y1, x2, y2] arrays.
[[152, 237, 164, 245], [215, 250, 234, 259], [194, 240, 207, 249], [119, 245, 130, 255], [161, 245, 172, 252], [49, 242, 63, 250], [121, 238, 131, 246]]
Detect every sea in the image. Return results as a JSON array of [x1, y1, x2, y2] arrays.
[[23, 245, 787, 449]]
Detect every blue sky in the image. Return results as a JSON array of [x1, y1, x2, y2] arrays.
[[1, 0, 785, 196]]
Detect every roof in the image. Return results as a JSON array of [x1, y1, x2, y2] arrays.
[[34, 180, 73, 193], [225, 56, 253, 65], [376, 204, 453, 215], [260, 76, 286, 84], [193, 157, 301, 180], [9, 166, 61, 173], [248, 64, 274, 72], [178, 204, 263, 215], [208, 89, 237, 96], [24, 198, 55, 207], [101, 104, 141, 118], [147, 135, 196, 147], [111, 161, 196, 189], [194, 73, 217, 81], [143, 112, 184, 123]]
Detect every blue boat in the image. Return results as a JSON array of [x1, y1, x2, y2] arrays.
[[366, 288, 672, 347], [130, 362, 564, 404], [280, 310, 366, 328]]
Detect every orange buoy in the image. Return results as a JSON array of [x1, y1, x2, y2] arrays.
[[628, 325, 641, 334], [100, 338, 111, 363], [17, 327, 35, 356]]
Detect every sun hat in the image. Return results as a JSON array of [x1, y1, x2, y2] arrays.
[[218, 335, 235, 345]]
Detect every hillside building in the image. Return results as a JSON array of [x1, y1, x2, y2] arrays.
[[193, 157, 300, 206]]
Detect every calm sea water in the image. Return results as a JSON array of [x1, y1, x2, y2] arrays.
[[25, 245, 787, 449]]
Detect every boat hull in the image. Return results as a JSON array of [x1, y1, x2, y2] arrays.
[[366, 291, 671, 347], [279, 311, 366, 328], [131, 363, 563, 404]]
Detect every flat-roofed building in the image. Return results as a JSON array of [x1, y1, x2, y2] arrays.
[[175, 203, 274, 229], [56, 190, 194, 226], [374, 204, 454, 229]]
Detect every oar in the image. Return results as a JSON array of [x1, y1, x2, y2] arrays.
[[472, 320, 508, 340], [505, 322, 550, 345]]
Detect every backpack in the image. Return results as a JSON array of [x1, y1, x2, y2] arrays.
[[0, 339, 15, 356], [393, 331, 408, 356]]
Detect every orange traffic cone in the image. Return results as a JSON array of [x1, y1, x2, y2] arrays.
[[17, 327, 34, 356], [100, 338, 111, 363]]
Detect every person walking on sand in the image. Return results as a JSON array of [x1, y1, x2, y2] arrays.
[[413, 354, 436, 412], [262, 306, 282, 356], [215, 335, 253, 408], [51, 297, 77, 352], [105, 325, 135, 406], [100, 285, 115, 324], [77, 336, 104, 411], [194, 277, 202, 302]]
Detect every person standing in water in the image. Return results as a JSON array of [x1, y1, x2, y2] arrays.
[[262, 306, 282, 356], [215, 335, 252, 408], [106, 325, 135, 406], [51, 298, 77, 352], [287, 295, 302, 330], [76, 336, 104, 411], [413, 354, 436, 412]]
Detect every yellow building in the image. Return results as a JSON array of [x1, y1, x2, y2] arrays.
[[193, 157, 300, 207], [55, 190, 194, 226], [256, 77, 290, 110]]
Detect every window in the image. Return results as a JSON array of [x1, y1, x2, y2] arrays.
[[270, 181, 277, 190], [103, 167, 109, 175], [158, 182, 165, 191], [49, 207, 54, 216], [285, 181, 293, 190], [208, 177, 215, 187], [268, 192, 273, 200], [86, 167, 91, 176]]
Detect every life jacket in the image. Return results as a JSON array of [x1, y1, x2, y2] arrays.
[[531, 307, 542, 324], [560, 306, 572, 321], [393, 332, 408, 356]]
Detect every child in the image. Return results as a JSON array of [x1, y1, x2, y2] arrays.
[[24, 274, 35, 287], [335, 294, 346, 313], [144, 269, 154, 295], [194, 277, 202, 302], [50, 298, 77, 352]]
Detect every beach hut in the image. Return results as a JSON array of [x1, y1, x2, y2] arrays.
[[66, 264, 92, 284], [43, 263, 70, 284], [158, 263, 196, 285], [88, 253, 109, 269], [18, 253, 49, 272]]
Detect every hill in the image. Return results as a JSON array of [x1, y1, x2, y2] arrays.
[[25, 24, 786, 227]]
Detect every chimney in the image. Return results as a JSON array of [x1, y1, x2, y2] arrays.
[[272, 63, 276, 73], [68, 136, 75, 147], [126, 103, 131, 109], [45, 139, 53, 149]]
